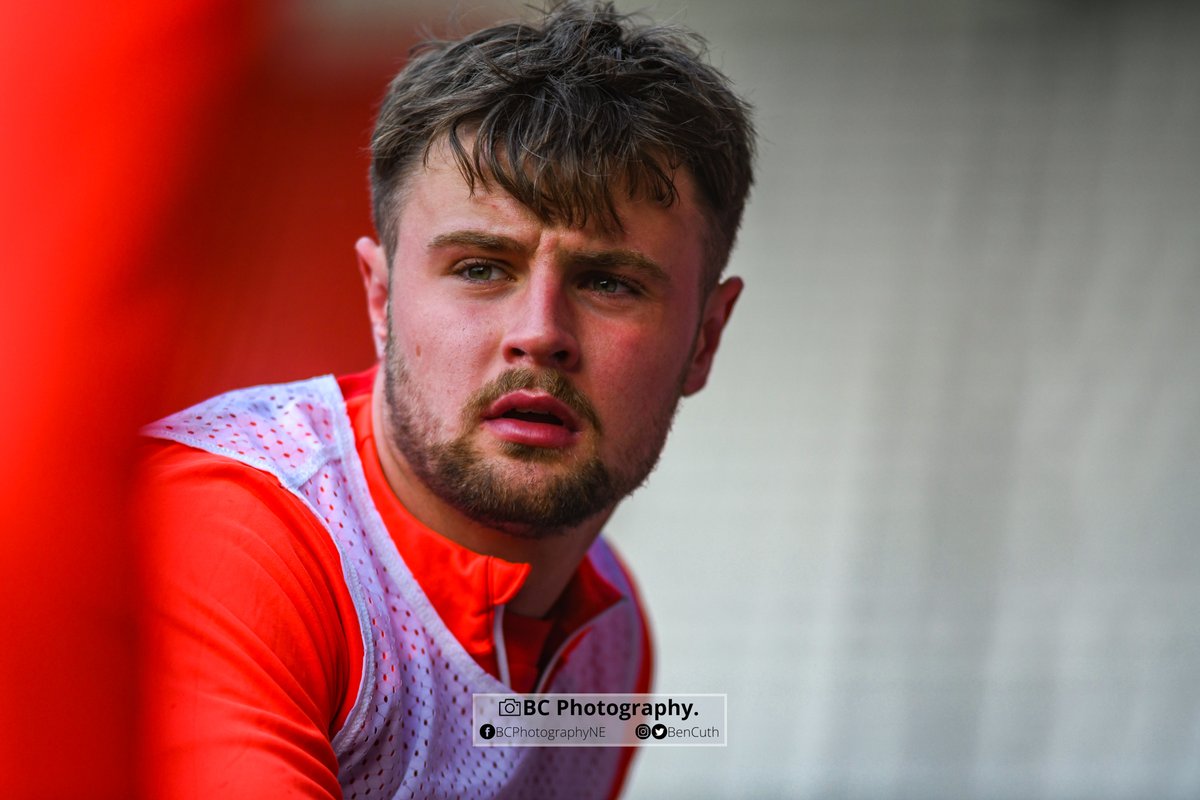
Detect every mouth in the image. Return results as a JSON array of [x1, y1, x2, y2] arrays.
[[482, 391, 583, 448], [485, 391, 581, 431], [500, 408, 566, 426]]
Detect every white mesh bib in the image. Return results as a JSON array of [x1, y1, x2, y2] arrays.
[[143, 375, 646, 799]]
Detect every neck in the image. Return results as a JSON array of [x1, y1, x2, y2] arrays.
[[370, 373, 609, 618]]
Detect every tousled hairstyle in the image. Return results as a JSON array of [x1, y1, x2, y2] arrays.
[[368, 0, 755, 286]]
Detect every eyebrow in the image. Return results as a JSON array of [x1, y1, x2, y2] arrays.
[[428, 229, 671, 285], [428, 230, 524, 253]]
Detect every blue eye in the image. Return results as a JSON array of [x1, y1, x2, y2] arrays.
[[459, 262, 505, 282]]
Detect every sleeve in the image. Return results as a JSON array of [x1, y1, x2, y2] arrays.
[[138, 442, 362, 799]]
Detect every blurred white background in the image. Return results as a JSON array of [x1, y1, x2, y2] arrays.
[[589, 1, 1200, 798]]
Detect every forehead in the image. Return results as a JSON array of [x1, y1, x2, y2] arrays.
[[393, 142, 710, 281]]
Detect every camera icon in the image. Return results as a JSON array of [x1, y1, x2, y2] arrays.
[[497, 698, 522, 717]]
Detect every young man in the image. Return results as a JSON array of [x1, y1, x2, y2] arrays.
[[139, 2, 754, 797]]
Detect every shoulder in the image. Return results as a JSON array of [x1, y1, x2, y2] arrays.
[[138, 438, 359, 722], [139, 439, 337, 587], [137, 436, 355, 637]]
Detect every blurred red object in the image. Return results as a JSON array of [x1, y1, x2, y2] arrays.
[[0, 3, 266, 796]]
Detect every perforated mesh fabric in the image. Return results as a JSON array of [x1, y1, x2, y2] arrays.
[[143, 376, 644, 798]]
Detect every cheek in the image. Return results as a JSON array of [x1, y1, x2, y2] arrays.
[[391, 307, 495, 413], [585, 324, 695, 412], [394, 291, 492, 361]]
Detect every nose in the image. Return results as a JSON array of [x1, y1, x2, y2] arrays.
[[499, 276, 580, 370]]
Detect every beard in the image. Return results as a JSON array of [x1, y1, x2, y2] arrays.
[[381, 340, 681, 538]]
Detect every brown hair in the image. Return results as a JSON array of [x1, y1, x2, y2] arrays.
[[368, 0, 755, 286]]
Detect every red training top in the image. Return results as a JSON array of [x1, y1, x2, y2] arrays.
[[139, 367, 653, 799]]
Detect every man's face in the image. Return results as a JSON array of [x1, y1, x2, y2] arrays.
[[358, 143, 741, 537]]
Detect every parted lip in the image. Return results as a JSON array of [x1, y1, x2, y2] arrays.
[[483, 391, 583, 432]]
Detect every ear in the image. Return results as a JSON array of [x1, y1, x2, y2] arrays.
[[356, 236, 390, 359], [681, 276, 744, 396]]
